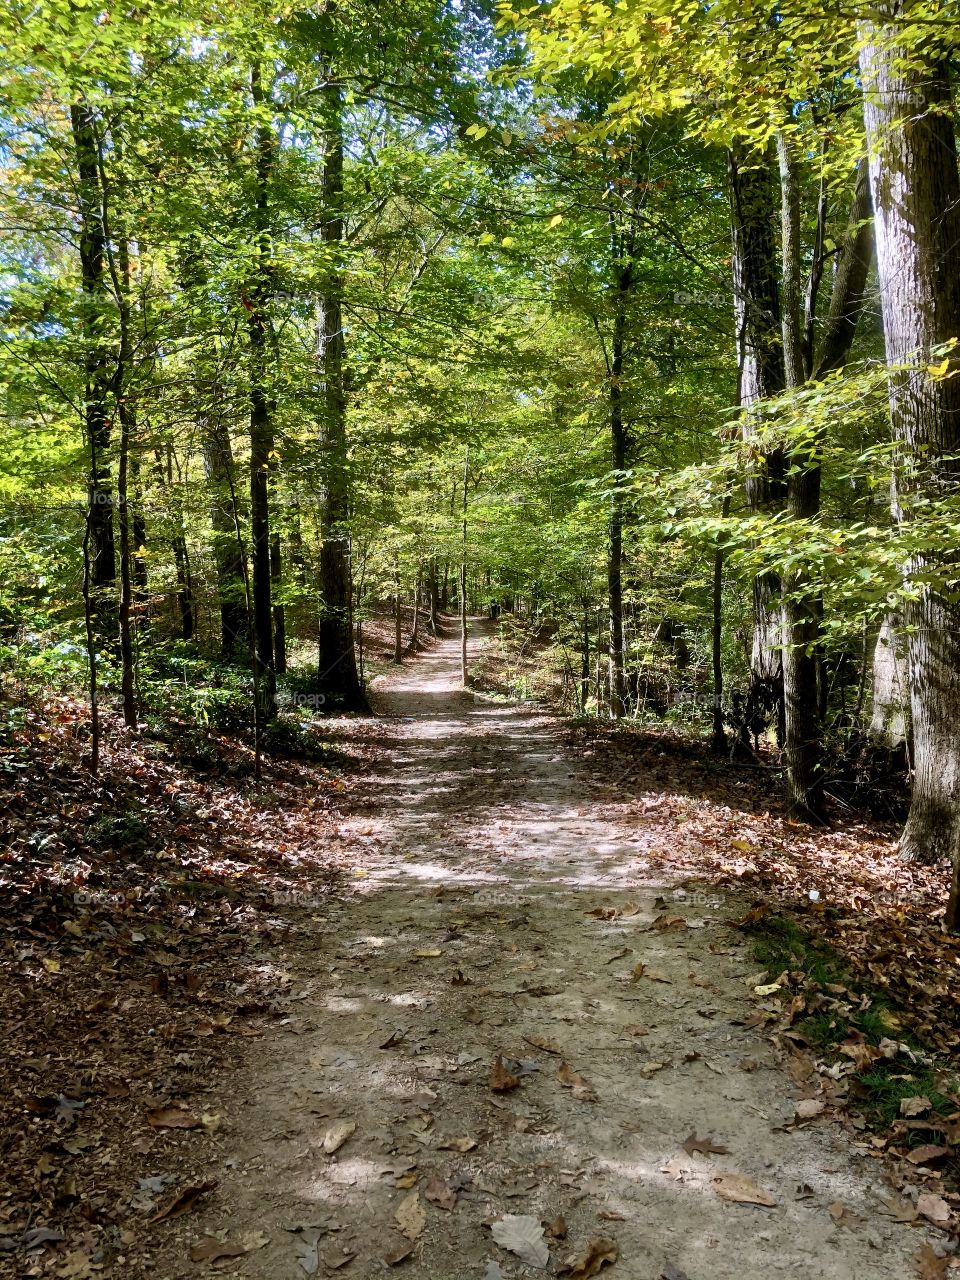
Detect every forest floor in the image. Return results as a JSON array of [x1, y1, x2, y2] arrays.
[[3, 620, 959, 1279]]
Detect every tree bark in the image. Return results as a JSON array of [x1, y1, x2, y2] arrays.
[[607, 252, 631, 720], [869, 613, 911, 748], [248, 60, 276, 725], [781, 152, 874, 818], [728, 143, 786, 732], [860, 13, 960, 926], [271, 532, 286, 676], [315, 64, 366, 709], [70, 101, 116, 637]]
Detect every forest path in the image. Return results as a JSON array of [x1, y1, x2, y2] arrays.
[[173, 622, 920, 1279]]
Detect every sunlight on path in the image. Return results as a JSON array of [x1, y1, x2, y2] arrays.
[[173, 623, 923, 1279]]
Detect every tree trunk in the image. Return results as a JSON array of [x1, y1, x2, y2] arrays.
[[202, 419, 249, 657], [728, 143, 786, 731], [172, 530, 195, 641], [70, 101, 116, 638], [781, 151, 874, 817], [271, 532, 286, 676], [711, 496, 730, 752], [315, 68, 365, 710], [115, 234, 137, 729], [460, 447, 469, 687], [860, 13, 960, 926], [607, 254, 631, 720], [248, 60, 276, 726], [869, 613, 911, 748]]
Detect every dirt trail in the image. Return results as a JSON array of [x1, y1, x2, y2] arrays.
[[168, 623, 922, 1279]]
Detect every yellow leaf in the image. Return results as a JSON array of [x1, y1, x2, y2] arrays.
[[927, 358, 950, 378], [478, 232, 494, 245], [501, 236, 516, 248]]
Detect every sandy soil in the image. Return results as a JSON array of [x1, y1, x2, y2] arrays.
[[155, 621, 927, 1278]]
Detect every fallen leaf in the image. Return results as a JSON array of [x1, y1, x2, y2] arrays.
[[907, 1144, 950, 1165], [901, 1096, 932, 1118], [545, 1215, 567, 1239], [713, 1174, 776, 1207], [557, 1061, 596, 1101], [661, 1266, 691, 1280], [523, 1035, 563, 1055], [149, 1182, 215, 1224], [436, 1136, 477, 1153], [682, 1133, 729, 1156], [917, 1193, 951, 1227], [490, 1056, 520, 1092], [384, 1243, 414, 1267], [491, 1215, 548, 1268], [189, 1237, 247, 1263], [652, 913, 687, 932], [423, 1177, 457, 1211], [145, 1106, 200, 1130], [414, 948, 442, 958], [395, 1192, 426, 1240], [322, 1120, 356, 1155], [795, 1099, 825, 1120], [878, 1193, 919, 1223], [914, 1244, 949, 1279], [558, 1236, 619, 1278]]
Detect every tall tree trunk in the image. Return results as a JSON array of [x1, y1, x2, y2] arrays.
[[70, 101, 116, 637], [460, 447, 469, 687], [860, 13, 960, 927], [393, 562, 403, 663], [248, 60, 276, 725], [315, 66, 365, 709], [781, 157, 875, 818], [607, 254, 631, 720], [115, 234, 137, 729], [728, 143, 786, 735], [271, 532, 286, 675], [869, 613, 911, 749], [202, 418, 249, 657], [172, 530, 195, 641], [711, 495, 730, 752]]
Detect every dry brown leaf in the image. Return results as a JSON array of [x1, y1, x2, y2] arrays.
[[914, 1244, 949, 1279], [423, 1177, 457, 1211], [523, 1034, 563, 1056], [436, 1135, 477, 1153], [713, 1173, 776, 1207], [384, 1242, 415, 1267], [558, 1236, 619, 1278], [322, 1120, 356, 1155], [189, 1237, 246, 1263], [917, 1193, 951, 1227], [652, 913, 688, 932], [795, 1099, 825, 1121], [145, 1106, 200, 1130], [907, 1144, 950, 1165], [557, 1060, 596, 1101], [395, 1192, 426, 1240], [490, 1055, 520, 1092], [546, 1215, 568, 1239], [901, 1096, 933, 1118], [682, 1133, 729, 1156], [149, 1181, 215, 1225]]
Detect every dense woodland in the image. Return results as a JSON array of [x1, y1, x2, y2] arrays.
[[3, 0, 960, 918]]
